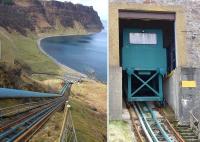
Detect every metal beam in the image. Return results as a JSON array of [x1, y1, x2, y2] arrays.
[[119, 11, 175, 21]]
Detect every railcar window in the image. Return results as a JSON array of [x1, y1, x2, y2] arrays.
[[129, 33, 157, 45]]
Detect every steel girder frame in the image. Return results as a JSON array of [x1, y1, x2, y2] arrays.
[[126, 69, 163, 102]]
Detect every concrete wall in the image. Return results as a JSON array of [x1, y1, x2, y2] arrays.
[[164, 67, 200, 124], [109, 67, 122, 120], [179, 68, 200, 124], [159, 66, 200, 125], [164, 68, 181, 120]]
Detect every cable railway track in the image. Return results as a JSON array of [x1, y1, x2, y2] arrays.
[[129, 102, 185, 142], [0, 83, 70, 142]]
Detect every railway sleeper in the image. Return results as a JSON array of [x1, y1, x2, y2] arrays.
[[183, 135, 198, 139], [175, 125, 199, 142], [184, 139, 199, 142], [178, 129, 193, 133], [181, 133, 198, 136]]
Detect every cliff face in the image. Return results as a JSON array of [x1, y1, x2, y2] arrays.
[[0, 0, 103, 35]]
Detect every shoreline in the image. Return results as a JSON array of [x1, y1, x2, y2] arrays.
[[36, 31, 107, 84], [37, 34, 88, 79]]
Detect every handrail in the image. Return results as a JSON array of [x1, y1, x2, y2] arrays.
[[59, 101, 77, 142]]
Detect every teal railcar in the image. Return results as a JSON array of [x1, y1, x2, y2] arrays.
[[122, 28, 167, 102]]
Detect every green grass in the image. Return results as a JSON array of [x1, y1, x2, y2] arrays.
[[0, 30, 15, 63], [109, 121, 133, 142], [9, 32, 62, 74], [0, 30, 62, 75], [70, 97, 106, 142]]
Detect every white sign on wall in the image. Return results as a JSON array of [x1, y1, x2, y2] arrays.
[[129, 33, 157, 45]]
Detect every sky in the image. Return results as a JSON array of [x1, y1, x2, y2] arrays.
[[58, 0, 108, 20]]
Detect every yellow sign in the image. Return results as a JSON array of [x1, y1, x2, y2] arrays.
[[181, 81, 196, 88]]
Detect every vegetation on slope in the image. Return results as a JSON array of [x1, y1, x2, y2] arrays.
[[0, 61, 47, 92], [70, 80, 107, 142], [29, 111, 64, 142], [109, 121, 133, 142], [28, 80, 107, 142]]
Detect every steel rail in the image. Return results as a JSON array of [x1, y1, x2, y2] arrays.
[[0, 83, 69, 141], [145, 103, 173, 142], [159, 108, 185, 142], [0, 83, 68, 118], [0, 99, 54, 118], [132, 103, 153, 142], [0, 99, 55, 132], [0, 101, 41, 111], [165, 119, 185, 142], [0, 98, 63, 141], [136, 102, 174, 142], [0, 103, 55, 140], [128, 105, 144, 142], [136, 102, 159, 142], [14, 99, 65, 142]]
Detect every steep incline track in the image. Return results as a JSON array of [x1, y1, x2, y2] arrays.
[[0, 83, 70, 142]]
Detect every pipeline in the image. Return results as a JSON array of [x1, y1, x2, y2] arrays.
[[0, 82, 69, 98]]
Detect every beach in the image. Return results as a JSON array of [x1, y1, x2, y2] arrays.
[[37, 36, 87, 78]]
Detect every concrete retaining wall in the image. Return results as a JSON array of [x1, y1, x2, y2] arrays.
[[179, 68, 200, 124], [164, 68, 181, 119], [165, 67, 200, 124], [109, 66, 122, 120]]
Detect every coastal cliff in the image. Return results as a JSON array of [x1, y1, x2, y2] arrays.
[[0, 0, 103, 73], [0, 0, 103, 35]]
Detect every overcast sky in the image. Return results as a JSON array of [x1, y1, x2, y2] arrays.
[[58, 0, 108, 20]]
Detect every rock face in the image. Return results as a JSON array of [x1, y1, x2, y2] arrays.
[[0, 0, 103, 35]]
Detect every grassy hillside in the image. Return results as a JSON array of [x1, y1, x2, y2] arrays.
[[28, 80, 106, 142], [70, 81, 107, 142], [0, 23, 87, 76]]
